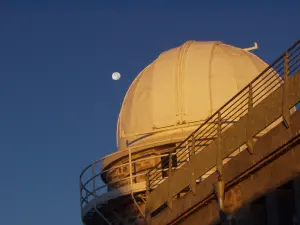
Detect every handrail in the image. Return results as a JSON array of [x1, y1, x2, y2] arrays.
[[147, 40, 300, 190], [79, 148, 177, 216]]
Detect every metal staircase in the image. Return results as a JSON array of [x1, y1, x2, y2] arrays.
[[144, 40, 300, 225]]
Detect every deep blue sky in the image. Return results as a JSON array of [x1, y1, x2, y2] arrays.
[[0, 1, 299, 225]]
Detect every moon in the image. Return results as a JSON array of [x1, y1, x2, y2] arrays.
[[112, 72, 121, 81]]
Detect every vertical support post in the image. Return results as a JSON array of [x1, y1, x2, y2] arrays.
[[80, 181, 83, 219], [127, 141, 146, 220], [215, 111, 225, 218], [282, 52, 290, 128], [168, 152, 173, 210], [189, 135, 196, 195], [246, 84, 254, 154], [145, 173, 151, 225], [216, 111, 223, 180], [92, 163, 96, 195]]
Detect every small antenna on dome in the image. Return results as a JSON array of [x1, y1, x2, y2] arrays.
[[243, 42, 258, 52]]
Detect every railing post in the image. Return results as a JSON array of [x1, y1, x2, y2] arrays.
[[246, 84, 254, 154], [145, 173, 152, 225], [189, 135, 196, 195], [85, 188, 88, 203], [282, 52, 290, 128], [92, 163, 96, 195], [214, 111, 225, 219], [168, 152, 173, 210], [216, 111, 223, 180], [127, 141, 146, 220]]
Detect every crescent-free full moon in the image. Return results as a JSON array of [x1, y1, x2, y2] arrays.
[[112, 72, 121, 81]]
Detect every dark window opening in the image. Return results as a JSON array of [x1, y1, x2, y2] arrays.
[[161, 154, 177, 178]]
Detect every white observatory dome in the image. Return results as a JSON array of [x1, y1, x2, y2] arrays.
[[117, 41, 269, 152]]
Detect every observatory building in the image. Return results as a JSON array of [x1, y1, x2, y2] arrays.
[[80, 40, 300, 225]]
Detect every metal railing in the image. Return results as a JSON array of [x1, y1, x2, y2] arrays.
[[147, 40, 300, 190], [79, 149, 177, 217]]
